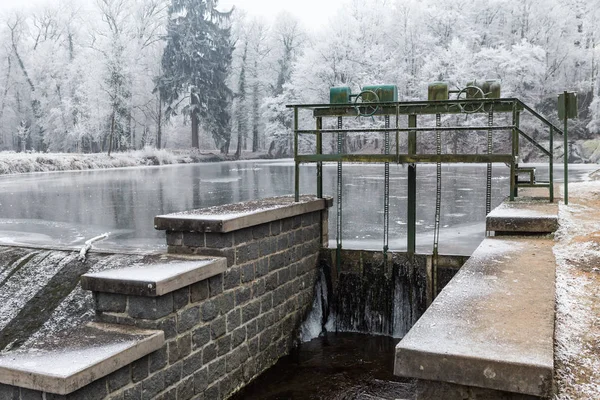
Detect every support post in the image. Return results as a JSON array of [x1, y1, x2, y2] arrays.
[[294, 107, 299, 202], [316, 116, 323, 198], [549, 126, 554, 202], [563, 91, 569, 205], [408, 114, 417, 256], [510, 104, 518, 201]]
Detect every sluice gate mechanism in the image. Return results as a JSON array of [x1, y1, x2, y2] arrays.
[[288, 82, 573, 272]]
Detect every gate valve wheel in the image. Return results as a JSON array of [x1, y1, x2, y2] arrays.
[[456, 86, 485, 114], [354, 90, 380, 117]]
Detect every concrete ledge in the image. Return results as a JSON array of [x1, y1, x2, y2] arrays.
[[486, 200, 558, 234], [154, 195, 333, 233], [0, 322, 164, 395], [394, 237, 555, 397], [81, 256, 227, 297]]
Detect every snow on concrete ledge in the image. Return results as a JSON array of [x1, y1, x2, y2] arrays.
[[486, 200, 558, 234], [0, 322, 164, 395], [394, 237, 556, 397], [81, 256, 227, 297], [154, 195, 333, 233]]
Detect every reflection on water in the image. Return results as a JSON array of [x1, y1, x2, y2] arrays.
[[0, 160, 595, 254]]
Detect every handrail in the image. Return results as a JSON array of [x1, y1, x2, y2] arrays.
[[515, 99, 564, 136], [515, 127, 552, 157]]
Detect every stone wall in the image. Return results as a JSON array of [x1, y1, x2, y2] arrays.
[[0, 196, 330, 400]]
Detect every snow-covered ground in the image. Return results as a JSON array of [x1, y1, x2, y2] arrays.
[[554, 181, 600, 399], [0, 148, 269, 175]]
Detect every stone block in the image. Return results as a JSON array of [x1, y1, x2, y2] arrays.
[[226, 309, 241, 332], [164, 361, 182, 388], [94, 293, 127, 313], [270, 221, 281, 236], [256, 258, 269, 278], [231, 327, 246, 350], [216, 292, 235, 315], [223, 267, 240, 291], [107, 366, 130, 392], [205, 232, 234, 248], [132, 357, 149, 383], [217, 335, 232, 357], [182, 233, 204, 248], [236, 242, 260, 264], [20, 388, 43, 400], [208, 359, 226, 383], [149, 345, 168, 373], [182, 351, 202, 378], [166, 232, 183, 246], [158, 316, 177, 340], [208, 274, 223, 296], [190, 281, 209, 303], [173, 287, 190, 311], [0, 384, 19, 400], [211, 316, 226, 340], [252, 279, 266, 299], [192, 326, 210, 350], [202, 343, 217, 365], [235, 287, 252, 306], [193, 367, 208, 393], [176, 375, 194, 400], [252, 224, 271, 240], [201, 301, 217, 322], [234, 228, 253, 245], [241, 301, 260, 324], [204, 383, 219, 400], [178, 306, 200, 333], [128, 295, 173, 320], [141, 370, 164, 400], [240, 263, 255, 283], [123, 385, 142, 400]]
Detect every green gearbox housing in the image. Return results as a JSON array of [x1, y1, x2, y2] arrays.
[[466, 80, 501, 98], [361, 85, 398, 102], [330, 86, 352, 104], [428, 82, 449, 101]]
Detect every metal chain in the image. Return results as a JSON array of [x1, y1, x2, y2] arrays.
[[486, 107, 493, 217], [433, 114, 442, 258], [336, 116, 343, 271], [383, 115, 390, 262]]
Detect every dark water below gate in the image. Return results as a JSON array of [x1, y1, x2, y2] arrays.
[[232, 333, 414, 400], [0, 160, 593, 255]]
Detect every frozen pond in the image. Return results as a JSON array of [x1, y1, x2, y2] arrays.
[[0, 160, 596, 255]]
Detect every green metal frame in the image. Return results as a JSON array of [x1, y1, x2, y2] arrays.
[[289, 97, 565, 256]]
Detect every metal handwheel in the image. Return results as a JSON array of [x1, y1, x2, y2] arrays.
[[354, 90, 380, 117], [456, 85, 485, 114]]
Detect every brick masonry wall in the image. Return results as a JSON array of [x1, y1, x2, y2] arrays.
[[0, 209, 328, 400]]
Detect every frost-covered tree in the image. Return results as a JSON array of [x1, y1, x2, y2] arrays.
[[157, 0, 233, 152]]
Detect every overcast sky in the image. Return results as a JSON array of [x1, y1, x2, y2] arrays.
[[0, 0, 342, 31]]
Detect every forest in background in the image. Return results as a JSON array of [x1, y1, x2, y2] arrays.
[[0, 0, 598, 158]]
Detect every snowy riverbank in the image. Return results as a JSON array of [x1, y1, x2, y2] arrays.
[[0, 148, 270, 175], [554, 179, 600, 399]]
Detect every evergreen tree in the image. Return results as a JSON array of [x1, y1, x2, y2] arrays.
[[158, 0, 233, 151]]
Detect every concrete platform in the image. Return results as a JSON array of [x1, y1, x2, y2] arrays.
[[394, 237, 555, 397], [154, 195, 332, 233], [80, 256, 227, 296], [0, 322, 163, 395], [486, 200, 558, 234]]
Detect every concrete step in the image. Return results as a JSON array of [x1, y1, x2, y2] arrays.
[[81, 256, 227, 297], [394, 237, 555, 398], [486, 200, 558, 234], [0, 322, 163, 395]]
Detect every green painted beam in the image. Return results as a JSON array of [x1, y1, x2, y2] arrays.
[[296, 154, 514, 164]]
